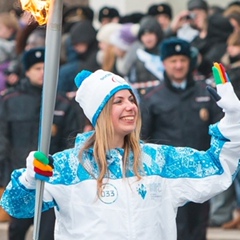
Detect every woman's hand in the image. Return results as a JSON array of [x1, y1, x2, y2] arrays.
[[25, 151, 54, 187], [207, 62, 240, 124]]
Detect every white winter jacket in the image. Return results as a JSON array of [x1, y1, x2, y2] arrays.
[[1, 115, 240, 240]]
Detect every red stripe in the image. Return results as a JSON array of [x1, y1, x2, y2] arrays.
[[219, 63, 228, 83], [34, 167, 53, 177]]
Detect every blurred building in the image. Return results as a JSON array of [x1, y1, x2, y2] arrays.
[[89, 0, 235, 19]]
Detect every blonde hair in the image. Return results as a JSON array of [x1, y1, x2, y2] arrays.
[[102, 45, 116, 72], [227, 31, 240, 46], [79, 90, 142, 193], [224, 5, 240, 22]]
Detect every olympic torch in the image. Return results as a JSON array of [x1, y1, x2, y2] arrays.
[[19, 0, 63, 239]]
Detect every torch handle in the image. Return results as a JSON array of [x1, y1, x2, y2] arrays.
[[33, 181, 45, 240], [33, 0, 63, 239]]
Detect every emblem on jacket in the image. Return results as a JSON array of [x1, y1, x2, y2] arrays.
[[98, 183, 118, 204], [137, 183, 147, 199], [136, 182, 162, 200]]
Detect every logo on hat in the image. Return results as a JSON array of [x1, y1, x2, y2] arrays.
[[103, 8, 109, 16], [157, 6, 164, 12], [112, 75, 128, 84], [175, 44, 181, 52], [76, 9, 83, 16], [100, 73, 112, 81], [35, 51, 42, 58]]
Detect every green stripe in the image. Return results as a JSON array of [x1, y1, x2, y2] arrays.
[[34, 151, 49, 165], [212, 66, 222, 85]]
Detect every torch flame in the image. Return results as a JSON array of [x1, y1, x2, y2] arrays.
[[19, 0, 50, 25]]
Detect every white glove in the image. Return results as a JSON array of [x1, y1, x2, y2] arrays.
[[19, 151, 37, 189], [217, 83, 240, 122], [209, 63, 240, 124]]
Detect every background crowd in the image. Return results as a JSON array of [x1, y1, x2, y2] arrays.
[[0, 0, 240, 240]]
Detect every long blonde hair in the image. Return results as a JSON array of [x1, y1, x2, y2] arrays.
[[79, 90, 142, 193], [102, 45, 116, 72]]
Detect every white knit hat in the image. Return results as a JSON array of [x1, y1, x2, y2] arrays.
[[109, 23, 139, 51], [96, 22, 121, 44], [75, 69, 132, 126]]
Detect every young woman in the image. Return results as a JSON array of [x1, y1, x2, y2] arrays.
[[1, 66, 240, 240]]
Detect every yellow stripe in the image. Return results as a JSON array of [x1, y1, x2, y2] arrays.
[[213, 62, 225, 83], [34, 159, 53, 172]]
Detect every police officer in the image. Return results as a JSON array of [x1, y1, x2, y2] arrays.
[[140, 37, 223, 240], [0, 47, 80, 240]]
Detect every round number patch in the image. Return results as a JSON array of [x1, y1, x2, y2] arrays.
[[98, 183, 118, 204]]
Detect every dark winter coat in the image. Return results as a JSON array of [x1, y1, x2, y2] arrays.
[[140, 72, 223, 150], [191, 13, 233, 77], [226, 61, 240, 99], [58, 20, 100, 93], [0, 78, 80, 186]]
